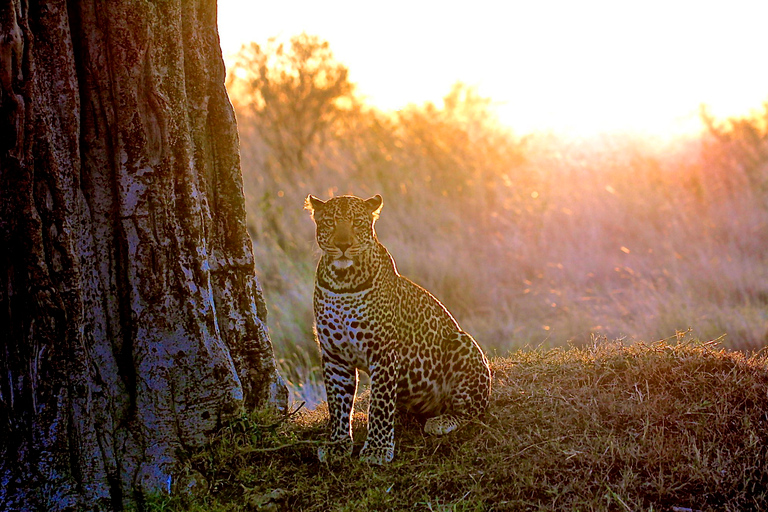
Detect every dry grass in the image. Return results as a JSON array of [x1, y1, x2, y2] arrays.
[[148, 336, 768, 511]]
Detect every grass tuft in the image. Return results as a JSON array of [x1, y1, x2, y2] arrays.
[[147, 336, 768, 511]]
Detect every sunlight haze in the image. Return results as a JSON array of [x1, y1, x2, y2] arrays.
[[217, 0, 768, 137]]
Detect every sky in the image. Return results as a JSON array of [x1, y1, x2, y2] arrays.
[[217, 0, 768, 138]]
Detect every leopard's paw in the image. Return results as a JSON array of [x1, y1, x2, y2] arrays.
[[359, 441, 394, 465], [318, 437, 353, 463], [424, 414, 465, 436]]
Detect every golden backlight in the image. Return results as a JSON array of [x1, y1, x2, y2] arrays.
[[217, 0, 768, 137]]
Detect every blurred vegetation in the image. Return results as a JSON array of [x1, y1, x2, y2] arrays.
[[145, 337, 768, 511], [701, 102, 768, 202], [227, 33, 355, 175], [227, 34, 768, 405]]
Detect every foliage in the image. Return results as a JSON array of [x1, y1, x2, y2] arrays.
[[393, 83, 527, 207], [227, 33, 355, 174], [701, 103, 768, 201], [144, 337, 768, 511]]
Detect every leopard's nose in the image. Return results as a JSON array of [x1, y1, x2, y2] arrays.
[[336, 242, 352, 252]]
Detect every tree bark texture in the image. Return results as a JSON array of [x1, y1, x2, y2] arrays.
[[0, 1, 287, 509]]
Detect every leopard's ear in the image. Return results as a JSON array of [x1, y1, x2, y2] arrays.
[[365, 194, 383, 219], [305, 194, 325, 216]]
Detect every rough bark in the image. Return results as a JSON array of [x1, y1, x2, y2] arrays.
[[0, 1, 287, 510]]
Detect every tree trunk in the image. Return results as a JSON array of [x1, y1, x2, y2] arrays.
[[0, 1, 287, 510]]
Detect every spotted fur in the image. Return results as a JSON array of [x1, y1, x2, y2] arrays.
[[306, 194, 492, 465]]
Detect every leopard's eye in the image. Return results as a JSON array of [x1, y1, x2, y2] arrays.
[[321, 218, 334, 228], [353, 219, 367, 229]]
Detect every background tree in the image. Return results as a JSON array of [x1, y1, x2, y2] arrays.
[[227, 33, 355, 175], [0, 1, 286, 510]]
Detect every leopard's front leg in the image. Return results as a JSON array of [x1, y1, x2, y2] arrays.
[[360, 350, 398, 465], [318, 357, 357, 462]]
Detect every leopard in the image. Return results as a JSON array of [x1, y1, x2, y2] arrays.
[[305, 193, 492, 465]]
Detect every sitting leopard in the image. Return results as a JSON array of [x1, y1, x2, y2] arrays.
[[305, 193, 492, 465]]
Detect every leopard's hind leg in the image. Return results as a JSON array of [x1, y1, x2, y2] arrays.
[[424, 331, 491, 436]]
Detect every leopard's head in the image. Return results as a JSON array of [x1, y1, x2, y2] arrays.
[[305, 194, 383, 269]]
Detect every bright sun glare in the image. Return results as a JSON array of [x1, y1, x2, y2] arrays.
[[217, 0, 768, 138]]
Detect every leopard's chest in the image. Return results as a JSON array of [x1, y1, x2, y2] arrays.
[[314, 287, 392, 370]]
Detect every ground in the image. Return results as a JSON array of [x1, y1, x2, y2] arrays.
[[147, 335, 768, 512]]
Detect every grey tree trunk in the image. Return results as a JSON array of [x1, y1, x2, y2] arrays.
[[0, 1, 287, 510]]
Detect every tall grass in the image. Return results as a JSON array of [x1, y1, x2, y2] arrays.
[[227, 39, 768, 403]]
